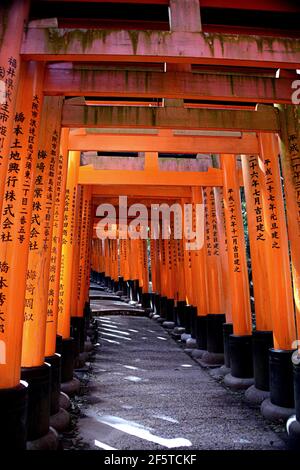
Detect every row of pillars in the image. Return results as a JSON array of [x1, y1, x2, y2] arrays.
[[0, 21, 96, 447], [91, 135, 300, 440]]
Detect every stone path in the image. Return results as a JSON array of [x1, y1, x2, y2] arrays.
[[76, 315, 288, 450]]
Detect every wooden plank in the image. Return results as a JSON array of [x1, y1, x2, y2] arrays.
[[44, 68, 294, 104], [69, 131, 259, 153], [21, 28, 300, 68], [62, 104, 279, 131]]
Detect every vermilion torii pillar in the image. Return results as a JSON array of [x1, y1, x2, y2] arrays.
[[190, 186, 208, 352], [0, 61, 44, 449], [45, 129, 69, 360], [0, 0, 30, 213], [200, 186, 226, 367], [241, 153, 274, 404], [221, 154, 254, 389], [21, 96, 63, 448], [276, 104, 300, 437], [44, 128, 70, 432], [57, 150, 81, 395], [257, 133, 297, 420]]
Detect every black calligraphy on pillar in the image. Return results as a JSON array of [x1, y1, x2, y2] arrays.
[[0, 57, 17, 167], [0, 261, 9, 333], [287, 134, 300, 232], [227, 188, 241, 273], [248, 156, 265, 242], [18, 95, 40, 245], [263, 158, 280, 249]]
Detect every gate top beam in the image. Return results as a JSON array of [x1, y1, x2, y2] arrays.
[[62, 104, 279, 132], [44, 67, 295, 104], [21, 28, 300, 68]]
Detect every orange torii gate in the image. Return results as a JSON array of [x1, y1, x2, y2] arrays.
[[1, 0, 300, 450]]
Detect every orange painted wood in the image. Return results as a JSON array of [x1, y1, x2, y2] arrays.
[[63, 105, 279, 132], [181, 198, 195, 306], [0, 0, 30, 215], [45, 68, 294, 104], [21, 27, 300, 69], [77, 186, 92, 316], [203, 187, 224, 314], [57, 151, 80, 339], [191, 187, 209, 316], [257, 133, 296, 349], [214, 187, 232, 322], [79, 166, 225, 187], [71, 185, 84, 316], [241, 154, 273, 331], [21, 97, 63, 368], [45, 128, 69, 357], [277, 105, 300, 350], [222, 154, 252, 336], [0, 62, 44, 387]]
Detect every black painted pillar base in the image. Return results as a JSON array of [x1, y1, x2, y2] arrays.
[[176, 300, 186, 327], [118, 276, 124, 292], [207, 314, 226, 354], [261, 349, 295, 421], [199, 314, 226, 367], [166, 298, 175, 322], [252, 330, 273, 391], [126, 279, 131, 298], [223, 323, 233, 368], [130, 279, 139, 301], [44, 354, 61, 416], [294, 359, 300, 422], [224, 335, 254, 390], [269, 349, 295, 409], [138, 286, 143, 304], [0, 381, 28, 449], [56, 334, 63, 355], [141, 292, 151, 309], [245, 331, 273, 406], [60, 337, 80, 396], [71, 317, 85, 356], [45, 354, 70, 433], [153, 293, 161, 315], [21, 363, 51, 441], [61, 337, 75, 383], [104, 276, 110, 288], [196, 315, 207, 350], [159, 296, 168, 319], [190, 307, 198, 339], [183, 305, 194, 334]]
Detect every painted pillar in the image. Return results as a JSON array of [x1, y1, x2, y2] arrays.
[[0, 0, 30, 211], [214, 187, 231, 322], [191, 186, 208, 316], [77, 185, 92, 316], [203, 187, 224, 314], [45, 129, 69, 358], [57, 151, 80, 339], [276, 105, 300, 346], [0, 62, 44, 388], [222, 155, 252, 336], [21, 96, 63, 368], [222, 154, 253, 382], [258, 134, 297, 413], [258, 134, 296, 350]]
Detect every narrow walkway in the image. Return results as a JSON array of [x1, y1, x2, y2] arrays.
[[76, 315, 287, 450]]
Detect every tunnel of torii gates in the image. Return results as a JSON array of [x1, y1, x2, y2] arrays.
[[1, 0, 300, 451]]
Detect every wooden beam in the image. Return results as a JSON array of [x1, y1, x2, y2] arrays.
[[44, 68, 294, 104], [69, 130, 259, 153], [91, 185, 192, 198], [21, 28, 300, 68], [79, 165, 227, 186], [62, 104, 279, 131]]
